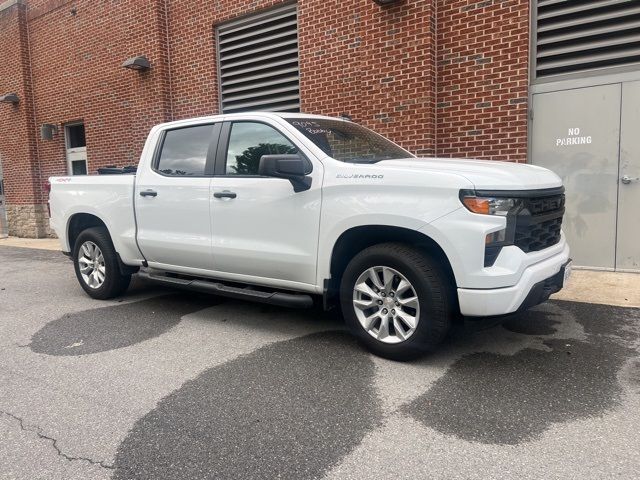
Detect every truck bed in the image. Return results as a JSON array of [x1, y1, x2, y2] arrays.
[[48, 174, 142, 263]]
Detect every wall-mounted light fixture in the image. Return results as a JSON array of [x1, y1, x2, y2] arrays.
[[40, 124, 58, 141], [0, 93, 20, 104], [122, 55, 151, 71], [373, 0, 402, 5]]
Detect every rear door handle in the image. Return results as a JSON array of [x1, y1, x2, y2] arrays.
[[213, 190, 237, 199], [140, 189, 158, 197]]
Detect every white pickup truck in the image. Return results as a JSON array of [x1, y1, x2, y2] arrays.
[[49, 112, 571, 359]]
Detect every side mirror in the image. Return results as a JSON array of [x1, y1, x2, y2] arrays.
[[258, 154, 312, 192]]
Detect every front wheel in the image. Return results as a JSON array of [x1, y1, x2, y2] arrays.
[[340, 243, 454, 360], [73, 227, 131, 300]]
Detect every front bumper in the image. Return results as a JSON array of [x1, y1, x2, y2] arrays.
[[516, 260, 570, 312], [457, 241, 570, 317]]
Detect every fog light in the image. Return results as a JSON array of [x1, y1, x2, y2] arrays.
[[486, 230, 506, 244], [485, 229, 506, 267]]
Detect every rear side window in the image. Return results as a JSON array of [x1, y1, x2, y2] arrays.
[[156, 124, 215, 176]]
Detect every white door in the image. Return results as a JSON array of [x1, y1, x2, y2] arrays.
[[210, 120, 322, 287], [135, 123, 218, 271]]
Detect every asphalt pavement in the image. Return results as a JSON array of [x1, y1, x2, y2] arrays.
[[1, 245, 639, 479]]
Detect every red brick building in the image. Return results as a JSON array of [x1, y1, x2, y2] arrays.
[[0, 0, 541, 237]]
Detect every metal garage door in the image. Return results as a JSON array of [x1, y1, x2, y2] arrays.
[[531, 81, 640, 271]]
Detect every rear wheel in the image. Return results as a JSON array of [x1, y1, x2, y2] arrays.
[[73, 227, 131, 300], [340, 243, 454, 360]]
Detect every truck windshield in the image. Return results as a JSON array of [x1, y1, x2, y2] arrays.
[[286, 118, 413, 163]]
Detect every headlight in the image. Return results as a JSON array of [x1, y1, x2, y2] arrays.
[[459, 191, 522, 216], [459, 190, 524, 267]]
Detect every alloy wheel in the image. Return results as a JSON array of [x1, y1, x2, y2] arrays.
[[352, 266, 420, 344], [77, 241, 106, 289]]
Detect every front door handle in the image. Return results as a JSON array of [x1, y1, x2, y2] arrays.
[[213, 190, 237, 199], [621, 175, 638, 185], [140, 189, 158, 197]]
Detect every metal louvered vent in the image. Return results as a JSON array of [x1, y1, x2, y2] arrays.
[[535, 0, 640, 79], [216, 4, 300, 113]]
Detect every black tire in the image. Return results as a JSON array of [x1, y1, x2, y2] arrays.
[[73, 227, 131, 300], [340, 242, 454, 361]]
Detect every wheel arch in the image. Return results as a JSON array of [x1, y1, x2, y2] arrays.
[[67, 213, 109, 253], [67, 213, 113, 252], [325, 225, 457, 309], [67, 213, 138, 276]]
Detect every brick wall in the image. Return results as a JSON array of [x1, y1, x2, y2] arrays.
[[0, 1, 42, 236], [300, 0, 438, 156], [436, 0, 529, 162], [0, 0, 530, 237], [0, 3, 37, 209], [26, 0, 172, 202]]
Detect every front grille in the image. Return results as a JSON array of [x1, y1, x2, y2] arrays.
[[514, 193, 565, 253], [515, 216, 563, 252]]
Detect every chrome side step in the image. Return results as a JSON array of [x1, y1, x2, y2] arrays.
[[137, 271, 314, 309]]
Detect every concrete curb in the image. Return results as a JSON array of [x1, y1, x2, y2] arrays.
[[552, 269, 640, 309], [0, 237, 61, 251]]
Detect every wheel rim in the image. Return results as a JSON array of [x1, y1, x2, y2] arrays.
[[352, 266, 420, 344], [77, 241, 106, 289]]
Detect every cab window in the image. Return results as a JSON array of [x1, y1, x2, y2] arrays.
[[225, 122, 298, 176], [156, 124, 215, 176]]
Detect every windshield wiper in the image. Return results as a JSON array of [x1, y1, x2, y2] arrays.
[[347, 158, 378, 164], [347, 155, 395, 164]]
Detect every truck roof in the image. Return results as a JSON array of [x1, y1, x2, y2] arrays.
[[153, 112, 348, 130]]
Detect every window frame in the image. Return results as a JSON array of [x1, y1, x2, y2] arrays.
[[152, 122, 223, 178], [64, 122, 87, 176], [214, 120, 310, 177]]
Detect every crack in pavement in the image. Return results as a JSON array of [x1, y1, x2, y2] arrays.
[[0, 410, 114, 470]]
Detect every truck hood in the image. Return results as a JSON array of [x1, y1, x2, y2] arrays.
[[377, 157, 562, 191]]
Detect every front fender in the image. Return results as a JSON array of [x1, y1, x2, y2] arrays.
[[316, 213, 457, 289]]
